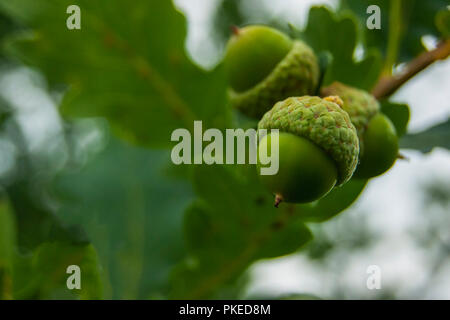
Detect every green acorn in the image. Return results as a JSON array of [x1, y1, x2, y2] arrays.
[[257, 96, 359, 206], [354, 113, 398, 178], [224, 25, 319, 119], [321, 82, 399, 178]]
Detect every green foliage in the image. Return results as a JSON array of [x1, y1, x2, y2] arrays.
[[436, 9, 450, 38], [298, 179, 367, 223], [0, 198, 15, 299], [381, 101, 410, 137], [0, 61, 102, 300], [52, 136, 193, 299], [0, 83, 88, 253], [7, 179, 88, 251], [400, 118, 450, 153], [170, 141, 365, 298], [0, 98, 11, 128], [341, 0, 449, 64], [0, 197, 102, 299], [171, 164, 312, 299], [299, 6, 383, 90], [279, 293, 322, 300], [0, 0, 231, 148], [249, 292, 322, 300], [24, 242, 102, 299], [0, 12, 17, 60]]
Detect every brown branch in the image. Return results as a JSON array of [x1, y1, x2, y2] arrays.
[[372, 39, 450, 100]]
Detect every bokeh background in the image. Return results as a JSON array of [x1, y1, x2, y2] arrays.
[[0, 0, 449, 299]]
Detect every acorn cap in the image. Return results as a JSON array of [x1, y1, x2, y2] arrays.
[[229, 41, 319, 119], [258, 96, 359, 185], [321, 82, 380, 137]]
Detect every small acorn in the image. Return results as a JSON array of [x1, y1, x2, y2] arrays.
[[224, 25, 319, 119], [257, 96, 359, 206], [321, 82, 399, 179], [354, 113, 398, 179]]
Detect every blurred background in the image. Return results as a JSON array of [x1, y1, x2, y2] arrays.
[[0, 0, 449, 299]]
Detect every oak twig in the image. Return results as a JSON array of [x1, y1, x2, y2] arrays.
[[372, 40, 450, 100]]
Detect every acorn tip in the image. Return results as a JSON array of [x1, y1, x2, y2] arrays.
[[231, 25, 240, 36], [274, 194, 283, 208]]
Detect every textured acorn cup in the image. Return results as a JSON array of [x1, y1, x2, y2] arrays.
[[225, 25, 319, 119], [321, 82, 380, 137], [258, 96, 360, 205], [321, 82, 398, 178]]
